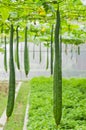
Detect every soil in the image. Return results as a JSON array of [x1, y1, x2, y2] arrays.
[[0, 82, 8, 94], [0, 82, 19, 94]]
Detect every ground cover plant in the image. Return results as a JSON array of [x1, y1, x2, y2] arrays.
[[28, 77, 86, 130]]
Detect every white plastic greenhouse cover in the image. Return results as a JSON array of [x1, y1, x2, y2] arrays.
[[81, 0, 86, 5]]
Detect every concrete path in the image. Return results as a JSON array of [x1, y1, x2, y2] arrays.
[[23, 100, 29, 130]]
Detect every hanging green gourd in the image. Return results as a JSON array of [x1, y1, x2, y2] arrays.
[[53, 5, 62, 126], [33, 35, 36, 60], [71, 45, 73, 59], [15, 26, 20, 70], [68, 24, 70, 35], [75, 45, 78, 63], [46, 44, 49, 70], [50, 24, 54, 75], [33, 43, 35, 60], [65, 44, 68, 55], [4, 35, 7, 72], [6, 24, 15, 118], [78, 45, 80, 55], [39, 43, 42, 63], [24, 26, 30, 76]]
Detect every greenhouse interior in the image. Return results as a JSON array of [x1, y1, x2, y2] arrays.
[[0, 0, 86, 130]]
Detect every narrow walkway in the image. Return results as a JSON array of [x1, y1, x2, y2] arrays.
[[0, 82, 22, 130], [23, 103, 29, 130]]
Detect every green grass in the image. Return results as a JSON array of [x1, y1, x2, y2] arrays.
[[27, 77, 86, 130], [0, 82, 8, 116], [4, 81, 30, 130]]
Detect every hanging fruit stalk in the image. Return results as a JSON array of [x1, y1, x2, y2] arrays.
[[46, 45, 49, 70], [78, 45, 80, 55], [50, 24, 54, 75], [15, 26, 20, 70], [75, 45, 78, 63], [71, 45, 73, 59], [65, 44, 68, 55], [4, 35, 7, 72], [68, 24, 70, 34], [53, 5, 62, 126], [39, 42, 42, 63], [6, 24, 15, 118], [24, 26, 30, 76]]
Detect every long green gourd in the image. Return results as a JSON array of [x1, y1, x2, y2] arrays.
[[78, 45, 80, 55], [24, 26, 30, 76], [53, 5, 62, 126], [33, 44, 35, 60], [65, 44, 68, 55], [50, 24, 54, 75], [4, 36, 7, 72], [71, 45, 73, 59], [6, 24, 15, 118], [15, 26, 20, 70]]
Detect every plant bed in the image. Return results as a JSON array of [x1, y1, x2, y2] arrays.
[[28, 77, 86, 130], [4, 81, 30, 130]]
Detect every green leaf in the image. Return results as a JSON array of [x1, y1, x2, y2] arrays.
[[1, 7, 9, 22]]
